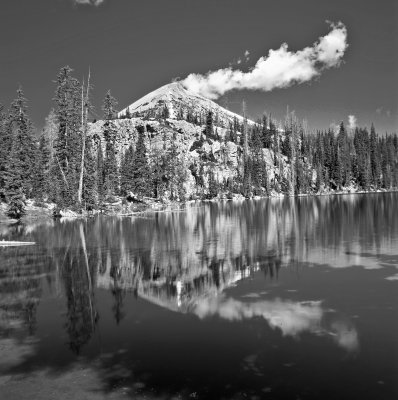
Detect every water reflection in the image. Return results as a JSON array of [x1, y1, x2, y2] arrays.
[[1, 194, 398, 343], [193, 296, 359, 353], [61, 224, 99, 354], [195, 297, 324, 336], [0, 245, 48, 338], [0, 193, 397, 398], [330, 320, 359, 352]]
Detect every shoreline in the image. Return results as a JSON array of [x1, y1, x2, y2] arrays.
[[0, 188, 397, 224]]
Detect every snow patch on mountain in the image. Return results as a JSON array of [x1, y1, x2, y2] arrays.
[[118, 81, 251, 126]]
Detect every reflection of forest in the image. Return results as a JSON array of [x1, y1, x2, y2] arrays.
[[0, 193, 397, 353], [0, 245, 51, 338], [89, 193, 398, 312]]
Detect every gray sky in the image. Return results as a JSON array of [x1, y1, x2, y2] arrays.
[[0, 0, 397, 133]]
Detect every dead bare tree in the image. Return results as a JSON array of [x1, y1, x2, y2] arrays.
[[77, 69, 91, 205]]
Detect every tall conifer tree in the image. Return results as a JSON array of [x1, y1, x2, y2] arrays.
[[102, 90, 119, 196], [131, 126, 150, 196]]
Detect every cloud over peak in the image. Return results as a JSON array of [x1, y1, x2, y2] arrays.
[[183, 21, 348, 99]]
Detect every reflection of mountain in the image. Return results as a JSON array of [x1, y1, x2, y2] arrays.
[[79, 195, 398, 309], [1, 193, 396, 354], [13, 194, 397, 312]]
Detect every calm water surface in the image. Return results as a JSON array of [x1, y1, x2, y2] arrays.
[[0, 193, 397, 399]]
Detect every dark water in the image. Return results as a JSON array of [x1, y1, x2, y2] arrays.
[[1, 193, 398, 399]]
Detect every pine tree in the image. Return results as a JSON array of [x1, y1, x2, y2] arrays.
[[53, 66, 82, 208], [6, 88, 37, 199], [150, 146, 165, 198], [102, 90, 118, 121], [369, 124, 381, 188], [251, 124, 265, 194], [205, 110, 214, 139], [162, 105, 170, 120], [282, 125, 292, 159], [315, 162, 323, 192], [131, 125, 150, 196], [233, 116, 239, 144], [102, 91, 119, 196], [82, 137, 97, 210], [4, 127, 26, 219], [120, 144, 135, 196], [208, 170, 218, 198], [0, 103, 11, 199], [261, 115, 272, 148], [34, 131, 51, 201], [164, 130, 180, 200], [337, 122, 351, 187], [96, 144, 105, 205], [176, 160, 188, 200], [104, 140, 118, 196], [270, 119, 278, 165]]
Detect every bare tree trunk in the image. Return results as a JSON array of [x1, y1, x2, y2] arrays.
[[56, 156, 69, 188], [79, 222, 94, 329], [78, 69, 91, 205]]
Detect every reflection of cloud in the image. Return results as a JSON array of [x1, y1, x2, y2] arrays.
[[194, 296, 323, 336], [331, 321, 359, 352], [194, 296, 359, 352]]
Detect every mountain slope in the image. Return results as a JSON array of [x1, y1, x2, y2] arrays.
[[88, 82, 290, 201], [118, 81, 250, 126]]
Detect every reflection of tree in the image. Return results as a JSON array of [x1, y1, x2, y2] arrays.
[[60, 223, 99, 354], [0, 246, 50, 338], [110, 265, 126, 325], [261, 259, 281, 280], [13, 192, 398, 332]]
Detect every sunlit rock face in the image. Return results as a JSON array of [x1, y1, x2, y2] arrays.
[[88, 118, 244, 199], [87, 81, 294, 199]]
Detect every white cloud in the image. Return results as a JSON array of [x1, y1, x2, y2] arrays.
[[183, 22, 348, 99], [74, 0, 105, 6], [348, 114, 357, 129]]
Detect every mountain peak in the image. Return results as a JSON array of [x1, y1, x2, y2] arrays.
[[118, 81, 247, 125]]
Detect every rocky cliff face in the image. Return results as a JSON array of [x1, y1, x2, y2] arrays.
[[88, 81, 294, 199]]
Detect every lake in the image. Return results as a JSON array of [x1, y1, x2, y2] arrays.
[[0, 193, 397, 399]]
